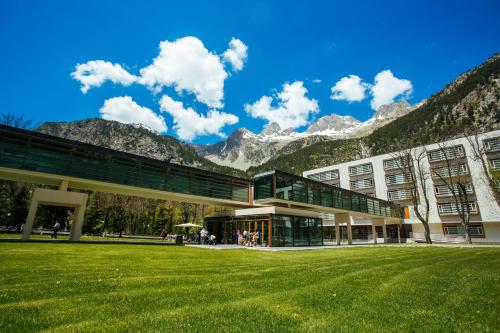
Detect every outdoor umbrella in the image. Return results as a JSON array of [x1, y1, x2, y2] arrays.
[[176, 223, 202, 240]]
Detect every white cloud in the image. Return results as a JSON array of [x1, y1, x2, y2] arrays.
[[222, 38, 248, 72], [139, 36, 228, 108], [159, 95, 238, 141], [99, 96, 167, 133], [312, 79, 321, 83], [71, 60, 137, 93], [370, 70, 413, 110], [244, 81, 319, 129], [330, 75, 369, 102]]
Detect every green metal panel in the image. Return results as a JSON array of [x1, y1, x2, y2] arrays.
[[0, 125, 251, 203], [256, 171, 402, 219]]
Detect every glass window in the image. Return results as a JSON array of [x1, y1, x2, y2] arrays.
[[308, 218, 323, 246], [271, 216, 284, 247], [282, 216, 294, 246], [293, 216, 309, 246], [276, 174, 293, 200], [308, 183, 322, 206], [254, 175, 273, 200], [292, 179, 308, 203]]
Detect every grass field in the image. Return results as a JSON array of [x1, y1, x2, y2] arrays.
[[0, 233, 173, 243], [0, 243, 499, 332]]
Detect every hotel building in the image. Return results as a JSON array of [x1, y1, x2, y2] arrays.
[[303, 130, 500, 243]]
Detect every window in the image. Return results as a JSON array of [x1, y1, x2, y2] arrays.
[[387, 189, 413, 201], [384, 158, 411, 170], [432, 164, 468, 178], [350, 178, 373, 190], [307, 170, 339, 181], [438, 202, 477, 215], [385, 173, 408, 185], [484, 137, 500, 152], [490, 159, 500, 170], [428, 146, 464, 162], [435, 184, 473, 196], [349, 163, 372, 176], [443, 224, 484, 237]]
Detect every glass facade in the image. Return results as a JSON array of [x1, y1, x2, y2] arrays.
[[205, 214, 323, 247], [254, 171, 402, 219], [272, 215, 323, 247], [0, 125, 251, 203]]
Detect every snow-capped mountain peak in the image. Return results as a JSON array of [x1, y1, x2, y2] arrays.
[[195, 100, 423, 170]]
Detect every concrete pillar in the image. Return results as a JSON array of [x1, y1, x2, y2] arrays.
[[336, 213, 353, 245], [397, 224, 401, 244], [372, 218, 387, 244], [335, 220, 340, 245], [371, 223, 377, 244], [382, 222, 388, 244], [22, 198, 39, 240], [59, 180, 69, 191], [69, 205, 86, 241], [22, 188, 88, 241]]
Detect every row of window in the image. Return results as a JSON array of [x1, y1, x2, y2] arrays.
[[437, 202, 477, 215], [435, 184, 473, 196], [485, 138, 500, 152], [349, 163, 372, 176], [428, 146, 464, 162], [432, 164, 468, 178], [490, 159, 500, 170], [307, 169, 339, 181], [383, 157, 412, 170], [350, 178, 373, 190], [443, 224, 484, 237], [386, 172, 408, 185], [387, 189, 413, 201]]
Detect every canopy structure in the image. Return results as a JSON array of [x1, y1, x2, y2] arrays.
[[176, 223, 202, 228]]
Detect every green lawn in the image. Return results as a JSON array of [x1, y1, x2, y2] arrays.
[[0, 233, 173, 243], [0, 243, 499, 332]]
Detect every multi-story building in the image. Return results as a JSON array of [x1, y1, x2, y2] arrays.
[[303, 130, 500, 243]]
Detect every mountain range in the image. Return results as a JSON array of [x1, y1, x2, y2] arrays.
[[35, 53, 499, 178], [195, 99, 425, 170]]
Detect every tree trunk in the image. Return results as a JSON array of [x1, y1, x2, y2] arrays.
[[463, 223, 472, 244], [423, 222, 432, 244]]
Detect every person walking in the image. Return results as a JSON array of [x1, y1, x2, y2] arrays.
[[160, 228, 168, 241], [51, 221, 61, 239]]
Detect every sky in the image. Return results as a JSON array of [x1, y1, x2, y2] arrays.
[[0, 1, 499, 144]]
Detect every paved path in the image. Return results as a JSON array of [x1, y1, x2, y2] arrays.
[[187, 243, 500, 251]]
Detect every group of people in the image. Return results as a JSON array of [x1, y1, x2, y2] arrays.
[[233, 229, 261, 247], [199, 228, 217, 245]]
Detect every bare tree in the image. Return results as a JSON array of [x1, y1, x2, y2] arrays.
[[0, 113, 33, 129], [391, 146, 433, 243], [432, 142, 473, 244], [464, 127, 500, 206]]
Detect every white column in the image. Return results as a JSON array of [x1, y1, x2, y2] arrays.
[[22, 198, 39, 240], [335, 220, 340, 245], [371, 223, 377, 244], [382, 222, 388, 243], [69, 204, 87, 241], [397, 224, 401, 244], [336, 213, 353, 245]]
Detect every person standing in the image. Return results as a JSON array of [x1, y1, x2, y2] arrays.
[[51, 221, 61, 239]]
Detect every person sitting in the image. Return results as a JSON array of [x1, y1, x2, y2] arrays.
[[209, 234, 217, 245]]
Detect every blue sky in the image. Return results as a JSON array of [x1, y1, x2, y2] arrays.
[[0, 0, 499, 144]]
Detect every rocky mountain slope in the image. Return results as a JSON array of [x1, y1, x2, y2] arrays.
[[36, 118, 246, 177], [195, 100, 423, 170], [248, 53, 500, 176]]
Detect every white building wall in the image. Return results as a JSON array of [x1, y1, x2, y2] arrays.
[[303, 130, 500, 242]]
